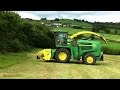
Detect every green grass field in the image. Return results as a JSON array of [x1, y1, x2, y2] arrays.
[[39, 19, 93, 29], [54, 19, 92, 29], [0, 48, 120, 79], [103, 34, 120, 41], [52, 27, 91, 35], [53, 27, 120, 40]]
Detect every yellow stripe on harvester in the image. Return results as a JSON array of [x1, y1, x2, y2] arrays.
[[78, 44, 96, 47]]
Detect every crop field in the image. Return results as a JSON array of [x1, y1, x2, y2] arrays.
[[102, 34, 120, 41], [52, 27, 90, 35], [0, 48, 120, 79], [53, 27, 120, 40]]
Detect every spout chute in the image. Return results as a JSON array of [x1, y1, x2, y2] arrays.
[[69, 31, 107, 43]]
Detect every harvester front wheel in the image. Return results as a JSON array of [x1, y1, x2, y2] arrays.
[[83, 53, 96, 65], [82, 56, 85, 64], [55, 48, 70, 63]]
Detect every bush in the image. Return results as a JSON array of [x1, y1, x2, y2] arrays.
[[7, 39, 25, 52], [72, 26, 83, 29], [54, 18, 59, 21], [0, 39, 28, 53], [0, 11, 55, 53]]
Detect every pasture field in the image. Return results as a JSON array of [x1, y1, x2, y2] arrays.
[[0, 48, 120, 79], [52, 27, 120, 41], [104, 34, 120, 41], [52, 27, 90, 35]]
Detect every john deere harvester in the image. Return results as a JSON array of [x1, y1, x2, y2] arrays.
[[37, 30, 107, 65]]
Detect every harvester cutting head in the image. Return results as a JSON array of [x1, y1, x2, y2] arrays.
[[37, 49, 51, 60]]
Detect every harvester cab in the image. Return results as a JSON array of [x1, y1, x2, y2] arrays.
[[37, 30, 107, 65], [54, 31, 68, 46]]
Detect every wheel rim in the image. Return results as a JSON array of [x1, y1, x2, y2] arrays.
[[86, 56, 94, 63], [58, 52, 67, 60]]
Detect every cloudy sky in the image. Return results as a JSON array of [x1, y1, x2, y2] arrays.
[[15, 11, 120, 22]]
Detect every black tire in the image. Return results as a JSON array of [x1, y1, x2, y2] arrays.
[[101, 54, 103, 61], [55, 48, 71, 63], [82, 56, 85, 64], [83, 53, 96, 65]]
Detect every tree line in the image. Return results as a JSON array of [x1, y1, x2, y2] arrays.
[[0, 11, 55, 53], [91, 22, 120, 34]]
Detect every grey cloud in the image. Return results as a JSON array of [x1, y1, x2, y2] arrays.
[[15, 11, 120, 22]]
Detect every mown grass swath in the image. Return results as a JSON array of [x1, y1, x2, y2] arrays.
[[0, 48, 39, 69], [0, 48, 120, 79]]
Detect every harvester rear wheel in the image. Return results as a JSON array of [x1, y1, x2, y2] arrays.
[[83, 53, 96, 65], [55, 48, 71, 63]]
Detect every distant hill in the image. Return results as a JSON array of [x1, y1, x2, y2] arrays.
[[24, 18, 93, 29], [51, 19, 93, 29], [24, 18, 120, 35]]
